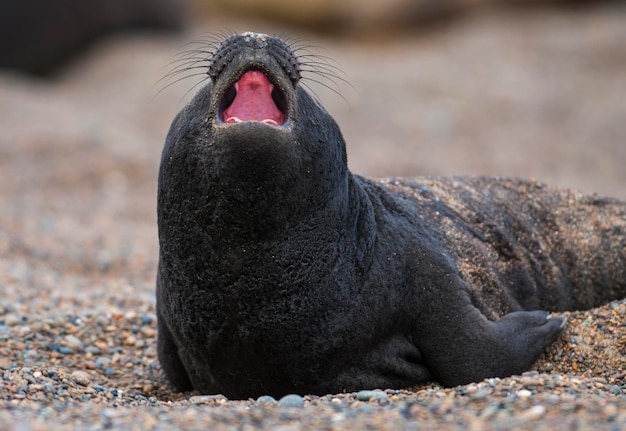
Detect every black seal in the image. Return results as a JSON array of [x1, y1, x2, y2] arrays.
[[156, 32, 626, 399]]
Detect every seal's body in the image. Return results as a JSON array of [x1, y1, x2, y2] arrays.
[[157, 32, 626, 399]]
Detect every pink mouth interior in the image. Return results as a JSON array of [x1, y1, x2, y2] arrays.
[[222, 70, 285, 125]]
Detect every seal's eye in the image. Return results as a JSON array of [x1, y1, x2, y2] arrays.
[[221, 70, 286, 125]]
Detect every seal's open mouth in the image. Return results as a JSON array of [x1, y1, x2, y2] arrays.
[[220, 70, 288, 126]]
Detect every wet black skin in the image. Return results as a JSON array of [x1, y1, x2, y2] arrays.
[[156, 33, 626, 399]]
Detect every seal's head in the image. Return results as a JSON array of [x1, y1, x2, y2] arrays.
[[159, 32, 349, 242]]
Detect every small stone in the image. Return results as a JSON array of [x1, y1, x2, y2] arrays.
[[256, 395, 277, 405], [84, 361, 97, 370], [124, 335, 137, 346], [520, 376, 543, 387], [4, 314, 22, 327], [95, 357, 111, 368], [278, 394, 305, 408], [604, 404, 619, 417], [479, 404, 500, 420], [124, 310, 137, 320], [142, 415, 158, 429], [42, 383, 56, 394], [520, 405, 546, 420], [355, 390, 389, 402], [546, 394, 561, 404], [141, 327, 157, 337], [189, 394, 228, 404], [70, 371, 91, 387], [470, 389, 491, 400], [516, 389, 532, 399], [64, 335, 82, 349]]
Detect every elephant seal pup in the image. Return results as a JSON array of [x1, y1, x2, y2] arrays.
[[157, 32, 626, 399]]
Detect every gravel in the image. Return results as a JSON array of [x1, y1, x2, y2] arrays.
[[1, 5, 626, 430], [0, 294, 623, 429]]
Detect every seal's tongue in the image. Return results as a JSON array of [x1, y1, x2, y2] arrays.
[[222, 70, 285, 125]]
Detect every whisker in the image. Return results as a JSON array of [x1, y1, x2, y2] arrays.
[[300, 81, 323, 103], [156, 31, 356, 106], [294, 46, 356, 101], [162, 58, 210, 75], [178, 76, 211, 102], [269, 32, 352, 102], [155, 71, 209, 99], [157, 61, 209, 86], [157, 68, 208, 91], [301, 76, 349, 105], [300, 64, 352, 84]]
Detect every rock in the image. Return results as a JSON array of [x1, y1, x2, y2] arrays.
[[256, 395, 278, 405], [64, 335, 82, 349], [355, 390, 389, 402], [4, 314, 22, 327], [189, 394, 228, 405], [519, 405, 546, 420], [277, 394, 305, 408], [70, 371, 91, 387]]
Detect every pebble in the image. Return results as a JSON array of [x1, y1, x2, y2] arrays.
[[256, 395, 278, 405], [70, 371, 91, 387], [355, 390, 389, 402], [519, 405, 546, 420], [4, 314, 22, 327], [465, 384, 478, 394], [277, 394, 305, 408], [189, 394, 228, 405], [64, 335, 82, 349]]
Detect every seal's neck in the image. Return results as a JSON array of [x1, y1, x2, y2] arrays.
[[207, 156, 351, 243], [199, 114, 350, 242], [202, 170, 377, 285]]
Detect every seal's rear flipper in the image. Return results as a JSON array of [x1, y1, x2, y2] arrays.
[[417, 282, 566, 387]]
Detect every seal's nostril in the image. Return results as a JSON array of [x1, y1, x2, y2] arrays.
[[242, 31, 268, 43]]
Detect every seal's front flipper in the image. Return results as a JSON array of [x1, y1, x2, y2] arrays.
[[157, 311, 194, 392], [488, 310, 567, 373], [418, 289, 566, 387]]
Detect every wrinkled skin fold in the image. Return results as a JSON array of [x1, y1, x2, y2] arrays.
[[157, 32, 626, 399]]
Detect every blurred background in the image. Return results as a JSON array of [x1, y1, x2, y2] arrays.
[[0, 0, 625, 285]]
